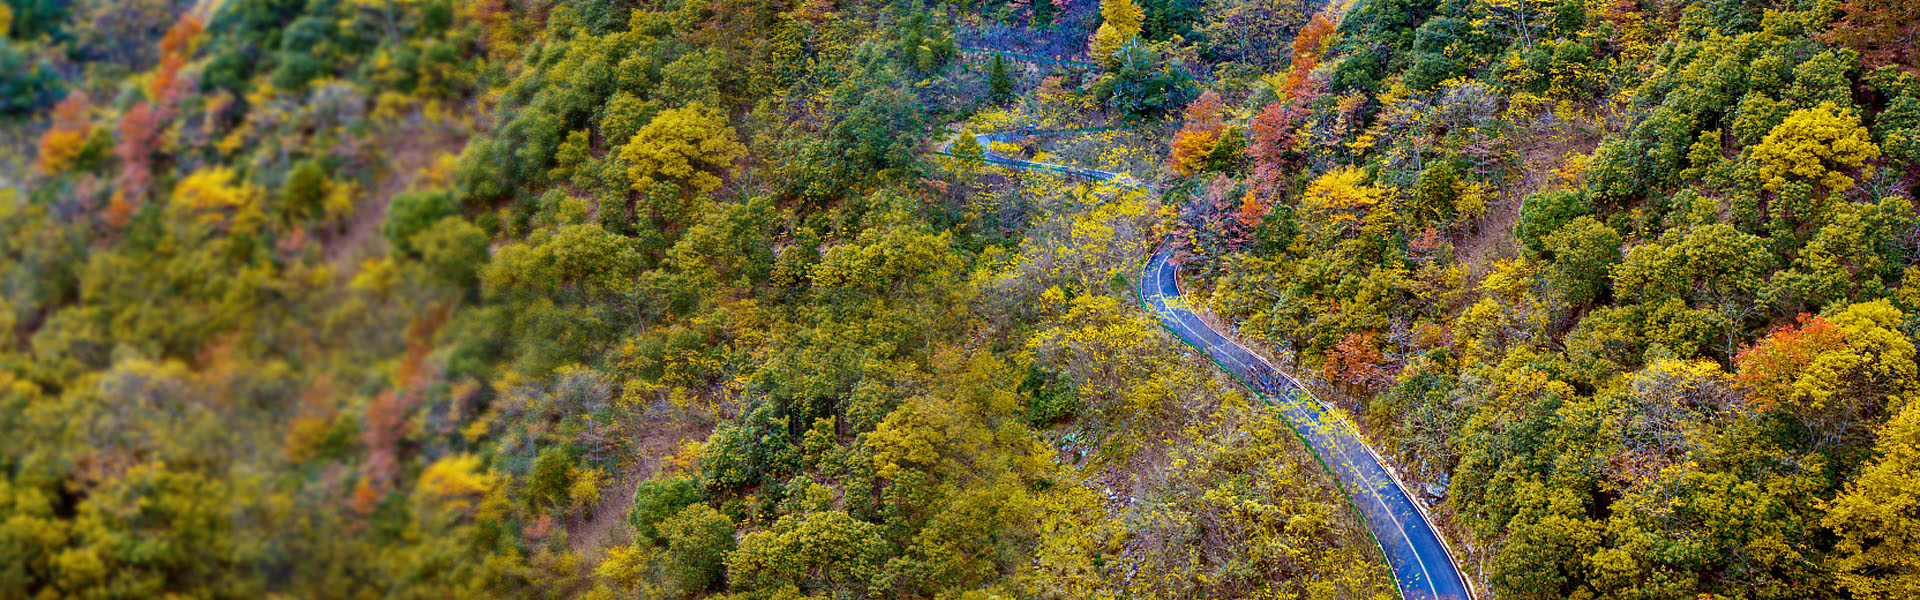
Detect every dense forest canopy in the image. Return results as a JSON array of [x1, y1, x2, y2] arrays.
[[0, 0, 1917, 598]]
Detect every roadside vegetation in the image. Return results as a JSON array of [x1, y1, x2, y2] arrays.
[[0, 0, 1916, 598]]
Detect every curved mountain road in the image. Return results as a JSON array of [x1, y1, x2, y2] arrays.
[[947, 130, 1473, 600]]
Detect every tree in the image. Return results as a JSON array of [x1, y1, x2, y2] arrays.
[[618, 102, 747, 195], [411, 217, 490, 289], [382, 189, 457, 256], [416, 453, 498, 514], [1324, 330, 1392, 392], [169, 167, 265, 233], [1248, 90, 1318, 198], [1541, 217, 1621, 308], [281, 159, 328, 223], [1823, 0, 1920, 73], [1517, 189, 1592, 253], [0, 38, 64, 117], [628, 477, 703, 544], [1827, 401, 1920, 600], [1235, 188, 1270, 229], [1751, 102, 1880, 196], [1611, 224, 1774, 308], [1032, 0, 1056, 28], [36, 91, 92, 174], [526, 446, 575, 511], [1299, 166, 1384, 235], [115, 102, 163, 199], [950, 131, 984, 163], [1088, 0, 1145, 64], [1733, 301, 1918, 448], [599, 92, 652, 149], [989, 53, 1012, 102], [1169, 90, 1225, 176], [657, 504, 734, 593], [728, 510, 887, 595], [1197, 0, 1312, 71], [1091, 41, 1196, 118], [484, 223, 641, 300]]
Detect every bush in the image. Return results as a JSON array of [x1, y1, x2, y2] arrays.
[[658, 504, 735, 593], [383, 190, 457, 256], [526, 445, 576, 510], [281, 159, 328, 223], [1516, 189, 1592, 253], [628, 477, 704, 543]]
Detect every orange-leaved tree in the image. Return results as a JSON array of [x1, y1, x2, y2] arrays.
[[1734, 301, 1919, 449], [1169, 90, 1226, 176], [36, 91, 93, 175]]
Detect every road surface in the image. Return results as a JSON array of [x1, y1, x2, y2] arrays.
[[949, 130, 1473, 600]]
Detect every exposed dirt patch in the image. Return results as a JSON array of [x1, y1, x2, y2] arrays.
[[1458, 108, 1606, 275], [323, 111, 473, 267], [566, 409, 714, 555]]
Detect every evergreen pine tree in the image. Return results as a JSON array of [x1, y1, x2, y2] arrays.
[[989, 53, 1013, 101]]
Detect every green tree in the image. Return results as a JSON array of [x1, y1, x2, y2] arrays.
[[988, 53, 1012, 102], [599, 91, 652, 149], [0, 40, 65, 116], [628, 476, 704, 544], [1032, 0, 1056, 28], [526, 446, 575, 511], [381, 189, 457, 256], [1612, 224, 1774, 308], [1542, 216, 1622, 308], [484, 223, 642, 300], [1092, 41, 1196, 118], [411, 217, 490, 289], [728, 510, 887, 595], [658, 504, 734, 593], [281, 159, 328, 223]]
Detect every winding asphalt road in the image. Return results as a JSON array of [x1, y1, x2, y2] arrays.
[[949, 129, 1473, 600]]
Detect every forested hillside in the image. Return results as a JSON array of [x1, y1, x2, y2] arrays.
[[1, 0, 1917, 598]]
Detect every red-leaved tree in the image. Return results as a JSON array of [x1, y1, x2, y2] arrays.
[[1823, 0, 1920, 72]]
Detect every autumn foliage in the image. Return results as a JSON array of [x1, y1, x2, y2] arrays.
[[1734, 314, 1848, 411], [1169, 90, 1226, 176], [1324, 330, 1392, 392], [1247, 11, 1333, 198], [1823, 0, 1920, 72], [35, 91, 92, 175]]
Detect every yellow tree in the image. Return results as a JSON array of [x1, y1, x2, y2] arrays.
[[1087, 0, 1144, 64], [1299, 166, 1385, 236], [1827, 400, 1920, 600], [1751, 102, 1881, 195], [618, 102, 747, 195], [169, 167, 265, 234]]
